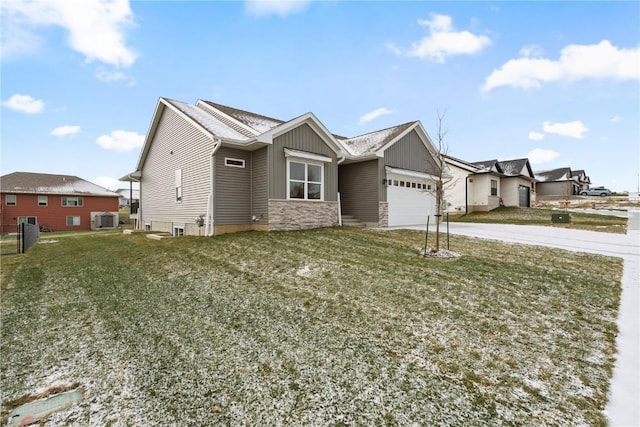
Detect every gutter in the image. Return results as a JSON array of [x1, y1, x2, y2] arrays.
[[205, 139, 222, 236]]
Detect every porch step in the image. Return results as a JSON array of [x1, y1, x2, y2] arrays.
[[341, 215, 366, 227]]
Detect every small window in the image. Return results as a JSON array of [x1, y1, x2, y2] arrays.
[[491, 179, 498, 196], [18, 216, 37, 225], [5, 194, 16, 206], [38, 195, 48, 206], [66, 216, 81, 226], [393, 180, 398, 186], [225, 158, 245, 168], [144, 223, 151, 231], [173, 226, 184, 237], [400, 181, 405, 187], [411, 182, 417, 188], [427, 184, 432, 191], [175, 169, 183, 202], [62, 196, 83, 207]]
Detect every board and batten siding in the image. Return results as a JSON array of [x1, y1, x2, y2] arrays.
[[213, 147, 252, 225], [338, 160, 379, 223], [384, 130, 439, 175], [251, 147, 268, 222], [140, 107, 214, 230], [268, 123, 338, 201]]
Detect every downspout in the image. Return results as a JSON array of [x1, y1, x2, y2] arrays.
[[465, 175, 469, 214], [337, 156, 345, 226], [206, 139, 222, 236]]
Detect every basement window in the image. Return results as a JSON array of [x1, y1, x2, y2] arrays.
[[173, 226, 185, 237], [225, 158, 245, 168]]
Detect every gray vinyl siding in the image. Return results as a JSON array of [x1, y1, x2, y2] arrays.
[[338, 160, 379, 222], [251, 147, 268, 222], [140, 107, 214, 228], [384, 130, 440, 175], [214, 147, 252, 225], [268, 123, 338, 201]]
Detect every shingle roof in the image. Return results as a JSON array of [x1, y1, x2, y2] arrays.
[[471, 159, 499, 172], [337, 122, 415, 156], [200, 101, 284, 134], [1, 172, 119, 196], [497, 158, 531, 177], [165, 99, 252, 141], [534, 167, 572, 182]]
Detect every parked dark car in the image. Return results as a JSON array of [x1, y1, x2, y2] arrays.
[[580, 187, 612, 196]]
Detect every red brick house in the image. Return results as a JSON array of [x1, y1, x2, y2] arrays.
[[1, 172, 120, 234]]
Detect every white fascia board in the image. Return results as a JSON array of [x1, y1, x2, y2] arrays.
[[385, 166, 438, 181], [261, 113, 343, 156], [284, 148, 333, 163], [445, 157, 479, 173], [195, 100, 259, 137], [119, 171, 142, 182]]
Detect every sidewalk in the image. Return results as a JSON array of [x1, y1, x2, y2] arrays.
[[400, 210, 640, 426]]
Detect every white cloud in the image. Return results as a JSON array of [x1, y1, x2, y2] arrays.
[[92, 176, 121, 191], [528, 148, 559, 164], [519, 44, 543, 58], [528, 131, 545, 141], [2, 94, 44, 114], [97, 130, 144, 151], [95, 69, 135, 86], [482, 40, 640, 92], [51, 125, 81, 137], [1, 0, 137, 68], [542, 120, 588, 139], [610, 116, 623, 123], [358, 108, 393, 125], [387, 13, 491, 63], [244, 0, 311, 17]]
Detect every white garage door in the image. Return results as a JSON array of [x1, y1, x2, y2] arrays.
[[387, 170, 436, 227]]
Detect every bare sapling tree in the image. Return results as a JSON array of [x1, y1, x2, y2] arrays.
[[432, 109, 451, 252]]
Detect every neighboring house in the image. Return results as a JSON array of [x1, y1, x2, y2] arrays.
[[1, 172, 119, 233], [121, 98, 442, 236], [443, 156, 534, 213], [535, 168, 580, 197], [571, 169, 591, 193], [116, 188, 140, 207]]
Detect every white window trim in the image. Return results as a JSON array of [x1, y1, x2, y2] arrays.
[[61, 196, 83, 207], [175, 169, 183, 203], [6, 194, 16, 206], [66, 215, 81, 226], [38, 195, 48, 206], [286, 158, 325, 201], [284, 148, 332, 163], [173, 225, 185, 236], [18, 216, 37, 225], [224, 157, 246, 168]]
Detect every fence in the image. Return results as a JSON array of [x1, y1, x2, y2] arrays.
[[18, 223, 40, 254]]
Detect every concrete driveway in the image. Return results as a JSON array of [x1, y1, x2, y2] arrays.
[[398, 209, 640, 426]]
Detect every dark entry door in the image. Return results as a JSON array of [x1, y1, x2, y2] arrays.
[[518, 185, 530, 207]]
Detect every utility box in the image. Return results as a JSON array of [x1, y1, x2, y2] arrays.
[[551, 213, 571, 223]]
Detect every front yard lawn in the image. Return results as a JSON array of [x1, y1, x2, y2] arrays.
[[1, 228, 622, 425], [449, 207, 627, 233]]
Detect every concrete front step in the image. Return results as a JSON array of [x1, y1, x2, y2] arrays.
[[341, 215, 366, 227]]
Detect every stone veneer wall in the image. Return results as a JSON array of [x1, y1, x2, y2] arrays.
[[268, 200, 339, 231], [378, 202, 389, 228]]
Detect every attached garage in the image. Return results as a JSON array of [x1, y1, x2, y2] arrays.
[[386, 167, 437, 227]]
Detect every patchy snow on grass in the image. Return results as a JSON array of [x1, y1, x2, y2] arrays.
[[0, 228, 622, 426]]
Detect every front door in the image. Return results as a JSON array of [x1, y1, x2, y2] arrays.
[[518, 185, 530, 207]]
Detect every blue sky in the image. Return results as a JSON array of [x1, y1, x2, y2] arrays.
[[2, 0, 639, 192]]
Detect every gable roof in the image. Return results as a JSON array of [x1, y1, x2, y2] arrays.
[[1, 172, 118, 197], [199, 100, 284, 134], [535, 167, 573, 182], [444, 154, 482, 172], [336, 122, 415, 156], [497, 158, 534, 178], [472, 159, 500, 173]]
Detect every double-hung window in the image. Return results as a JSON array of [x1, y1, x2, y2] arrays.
[[38, 196, 48, 206], [5, 194, 16, 206], [66, 216, 80, 226], [62, 196, 83, 207], [285, 149, 332, 201], [490, 179, 498, 196]]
